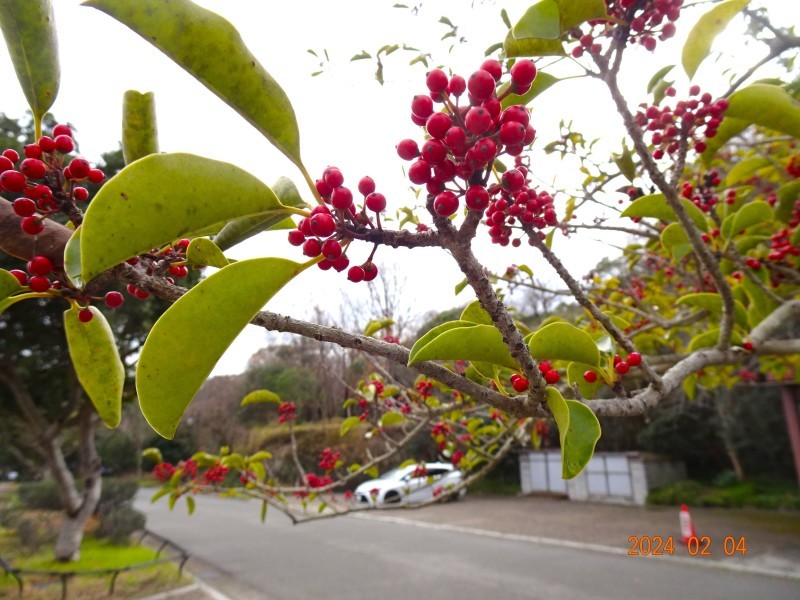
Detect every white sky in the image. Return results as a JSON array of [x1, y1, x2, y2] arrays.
[[0, 1, 791, 375]]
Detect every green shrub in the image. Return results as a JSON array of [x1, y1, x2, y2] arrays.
[[98, 434, 138, 474], [95, 507, 146, 545], [17, 480, 62, 510], [96, 478, 139, 515], [649, 479, 800, 510], [15, 516, 56, 551], [647, 480, 704, 506]]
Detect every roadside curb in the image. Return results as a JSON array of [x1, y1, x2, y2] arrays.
[[353, 513, 800, 581], [137, 581, 235, 600]]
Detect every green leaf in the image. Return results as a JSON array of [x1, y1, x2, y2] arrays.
[[567, 362, 602, 400], [340, 416, 361, 437], [142, 448, 163, 464], [136, 258, 304, 439], [63, 228, 83, 288], [612, 142, 636, 183], [726, 84, 800, 140], [460, 301, 493, 325], [365, 318, 395, 337], [186, 496, 195, 516], [0, 269, 22, 300], [660, 222, 689, 254], [725, 157, 771, 187], [682, 0, 750, 79], [80, 153, 291, 282], [518, 264, 534, 278], [647, 65, 675, 94], [545, 387, 601, 479], [248, 451, 272, 463], [150, 488, 171, 503], [241, 389, 281, 405], [408, 320, 475, 364], [621, 193, 708, 232], [122, 90, 159, 165], [379, 412, 404, 427], [501, 8, 512, 29], [185, 238, 230, 269], [408, 323, 518, 370], [513, 0, 560, 39], [528, 322, 600, 366], [64, 306, 124, 428], [214, 176, 307, 252], [500, 72, 560, 109], [700, 117, 748, 165], [689, 328, 742, 351], [85, 0, 302, 167], [676, 293, 749, 329], [721, 201, 773, 240], [742, 270, 779, 327], [260, 500, 268, 523], [775, 179, 800, 223], [0, 0, 60, 129], [365, 466, 379, 479], [503, 29, 564, 57], [350, 51, 371, 61], [683, 373, 698, 401], [454, 278, 469, 295]]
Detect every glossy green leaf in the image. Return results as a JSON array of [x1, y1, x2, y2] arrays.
[[365, 318, 395, 337], [529, 322, 600, 366], [408, 323, 519, 370], [214, 177, 308, 251], [742, 270, 778, 327], [660, 223, 689, 255], [80, 153, 291, 281], [500, 72, 560, 109], [775, 179, 800, 223], [612, 143, 636, 183], [241, 389, 281, 405], [0, 0, 59, 129], [64, 306, 124, 428], [688, 328, 742, 351], [63, 227, 83, 288], [408, 320, 476, 364], [503, 29, 564, 57], [380, 412, 404, 427], [545, 387, 601, 479], [513, 0, 560, 39], [0, 269, 22, 300], [86, 0, 302, 167], [682, 0, 750, 79], [137, 258, 304, 438], [700, 117, 748, 165], [725, 157, 771, 187], [721, 201, 773, 240], [647, 65, 674, 94], [734, 235, 769, 254], [676, 293, 749, 329], [122, 90, 159, 165], [621, 193, 708, 232], [460, 301, 493, 325], [556, 0, 610, 32], [340, 416, 361, 437], [726, 84, 800, 140], [454, 278, 469, 295], [186, 238, 229, 269], [567, 362, 602, 400], [142, 448, 163, 464], [248, 451, 272, 463]]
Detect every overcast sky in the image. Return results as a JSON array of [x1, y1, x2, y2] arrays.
[[0, 1, 789, 375]]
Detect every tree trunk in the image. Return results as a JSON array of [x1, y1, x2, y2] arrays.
[[715, 391, 746, 482]]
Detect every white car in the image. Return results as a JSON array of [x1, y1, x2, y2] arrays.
[[354, 462, 466, 505]]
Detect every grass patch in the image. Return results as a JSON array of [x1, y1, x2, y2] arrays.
[[648, 479, 800, 510]]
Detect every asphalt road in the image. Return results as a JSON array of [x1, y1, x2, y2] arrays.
[[134, 492, 800, 600]]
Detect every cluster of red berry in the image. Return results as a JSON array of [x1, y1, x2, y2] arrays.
[[318, 447, 341, 472], [3, 125, 105, 236], [510, 360, 560, 392], [304, 473, 333, 489], [203, 462, 229, 484], [289, 167, 381, 283], [483, 168, 558, 246], [396, 59, 538, 220], [636, 86, 728, 156], [123, 238, 192, 301], [572, 0, 683, 57], [277, 401, 297, 424]]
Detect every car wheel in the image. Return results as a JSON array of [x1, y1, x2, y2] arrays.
[[383, 490, 402, 504]]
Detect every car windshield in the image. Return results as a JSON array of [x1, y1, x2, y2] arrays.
[[377, 467, 405, 480]]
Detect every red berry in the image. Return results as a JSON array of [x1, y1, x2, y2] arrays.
[[21, 216, 44, 235], [78, 308, 94, 323], [500, 105, 530, 127], [447, 75, 466, 97], [538, 361, 551, 373], [2, 149, 19, 163], [467, 70, 495, 101], [626, 352, 642, 367], [426, 68, 449, 94], [512, 376, 529, 392], [28, 275, 50, 292], [20, 158, 46, 180], [510, 59, 537, 88], [287, 229, 306, 246], [321, 238, 342, 260], [323, 167, 344, 189], [28, 255, 53, 276], [362, 262, 379, 282], [583, 371, 598, 383], [37, 136, 55, 153], [544, 369, 560, 385], [411, 94, 434, 119], [347, 266, 365, 282], [358, 176, 376, 196], [0, 155, 14, 173], [408, 160, 431, 185], [309, 213, 336, 237], [302, 238, 322, 257], [54, 135, 74, 154], [330, 186, 353, 210], [465, 185, 490, 211], [53, 124, 73, 138], [615, 361, 630, 375], [366, 192, 387, 212], [501, 170, 525, 192], [465, 107, 492, 135], [480, 59, 502, 81], [13, 197, 36, 217], [88, 169, 105, 184], [426, 112, 452, 139], [433, 191, 459, 217], [105, 291, 124, 308], [331, 255, 350, 272], [135, 288, 151, 300], [315, 178, 333, 198], [9, 270, 27, 285], [73, 187, 89, 202], [396, 139, 420, 161], [1, 170, 27, 193], [743, 341, 754, 352], [68, 158, 91, 180], [499, 121, 526, 146]]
